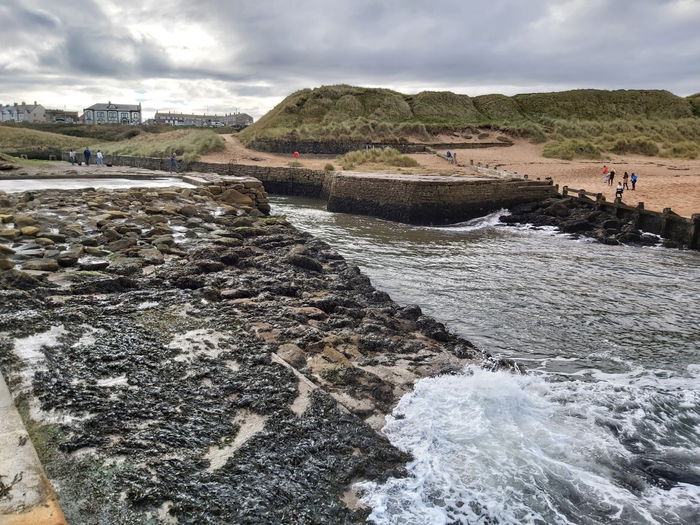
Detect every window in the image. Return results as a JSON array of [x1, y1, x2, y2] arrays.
[[97, 111, 105, 118]]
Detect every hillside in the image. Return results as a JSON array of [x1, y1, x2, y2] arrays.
[[0, 126, 85, 152], [0, 127, 225, 161], [240, 85, 700, 159], [96, 129, 225, 161]]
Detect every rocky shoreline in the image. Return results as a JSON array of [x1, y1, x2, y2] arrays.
[[499, 196, 685, 248], [0, 179, 483, 523]]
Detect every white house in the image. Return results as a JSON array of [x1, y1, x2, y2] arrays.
[[83, 102, 141, 125], [0, 101, 46, 123]]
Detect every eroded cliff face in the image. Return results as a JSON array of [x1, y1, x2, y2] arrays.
[[0, 180, 480, 523]]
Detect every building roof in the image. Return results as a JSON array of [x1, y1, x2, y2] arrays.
[[85, 102, 141, 111], [45, 109, 79, 116], [154, 112, 226, 119], [1, 102, 43, 111]]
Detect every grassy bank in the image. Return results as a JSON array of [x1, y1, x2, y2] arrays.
[[96, 129, 226, 161], [0, 126, 85, 152], [0, 126, 226, 161], [338, 147, 420, 170]]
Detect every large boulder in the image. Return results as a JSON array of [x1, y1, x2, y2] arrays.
[[14, 214, 37, 227], [220, 188, 254, 206]]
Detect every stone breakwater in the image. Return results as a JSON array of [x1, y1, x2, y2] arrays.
[[0, 181, 484, 523], [327, 172, 558, 225]]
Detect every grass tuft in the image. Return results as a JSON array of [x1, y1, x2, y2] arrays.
[[543, 139, 602, 160], [338, 147, 420, 170]]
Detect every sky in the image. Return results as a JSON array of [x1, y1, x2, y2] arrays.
[[1, 0, 699, 120]]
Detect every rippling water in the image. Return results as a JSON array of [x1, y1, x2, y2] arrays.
[[271, 195, 700, 525]]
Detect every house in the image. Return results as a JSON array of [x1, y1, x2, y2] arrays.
[[221, 112, 254, 129], [83, 102, 141, 125], [45, 109, 79, 123], [152, 111, 253, 128], [0, 101, 46, 123]]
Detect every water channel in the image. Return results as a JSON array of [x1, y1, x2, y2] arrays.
[[271, 195, 700, 525]]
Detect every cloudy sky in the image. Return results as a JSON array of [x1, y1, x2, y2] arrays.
[[1, 0, 699, 120]]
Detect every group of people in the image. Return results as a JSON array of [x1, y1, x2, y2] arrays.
[[68, 148, 104, 166], [67, 149, 179, 172], [445, 151, 458, 164], [601, 165, 639, 201]]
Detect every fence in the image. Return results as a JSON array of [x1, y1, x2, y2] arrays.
[[561, 186, 699, 249]]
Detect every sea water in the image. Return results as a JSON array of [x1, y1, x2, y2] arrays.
[[271, 196, 700, 525]]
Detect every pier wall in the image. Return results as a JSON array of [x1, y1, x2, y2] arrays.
[[326, 174, 557, 224], [52, 152, 555, 225]]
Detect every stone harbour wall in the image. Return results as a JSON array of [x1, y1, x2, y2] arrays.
[[55, 152, 558, 225], [327, 174, 558, 224]]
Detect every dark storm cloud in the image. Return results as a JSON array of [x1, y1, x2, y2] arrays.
[[1, 0, 699, 115]]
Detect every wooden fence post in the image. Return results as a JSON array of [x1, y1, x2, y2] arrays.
[[660, 208, 673, 238], [689, 214, 700, 249]]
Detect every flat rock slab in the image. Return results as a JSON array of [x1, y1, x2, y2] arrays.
[[0, 374, 66, 524]]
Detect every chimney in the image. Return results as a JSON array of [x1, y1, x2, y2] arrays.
[[34, 101, 37, 106]]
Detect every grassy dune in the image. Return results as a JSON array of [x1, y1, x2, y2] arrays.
[[0, 122, 178, 142], [0, 126, 85, 151], [0, 126, 226, 161], [241, 85, 700, 159], [96, 129, 226, 161], [337, 147, 420, 170]]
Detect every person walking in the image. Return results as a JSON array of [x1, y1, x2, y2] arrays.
[[623, 171, 629, 189], [453, 151, 458, 165], [68, 149, 76, 165], [601, 164, 609, 183], [630, 172, 638, 190], [83, 147, 92, 166], [608, 169, 616, 186], [96, 150, 104, 166], [615, 181, 624, 201], [170, 152, 178, 173]]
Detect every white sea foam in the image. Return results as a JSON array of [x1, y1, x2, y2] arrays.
[[426, 209, 508, 233], [358, 366, 700, 524]]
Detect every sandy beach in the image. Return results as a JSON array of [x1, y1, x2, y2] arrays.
[[201, 136, 700, 217]]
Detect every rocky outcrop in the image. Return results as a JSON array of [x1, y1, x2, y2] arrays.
[[0, 183, 482, 523], [500, 197, 673, 247]]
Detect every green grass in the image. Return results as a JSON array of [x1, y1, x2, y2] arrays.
[[0, 126, 85, 151], [96, 129, 225, 161], [543, 139, 602, 160], [0, 122, 176, 142], [0, 126, 226, 161], [240, 85, 700, 159], [338, 147, 420, 170]]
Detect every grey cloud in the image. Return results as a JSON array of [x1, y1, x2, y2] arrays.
[[1, 0, 699, 118]]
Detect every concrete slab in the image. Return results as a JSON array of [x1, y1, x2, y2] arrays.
[[0, 374, 66, 525]]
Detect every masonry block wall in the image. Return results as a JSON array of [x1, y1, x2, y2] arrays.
[[326, 175, 557, 224]]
